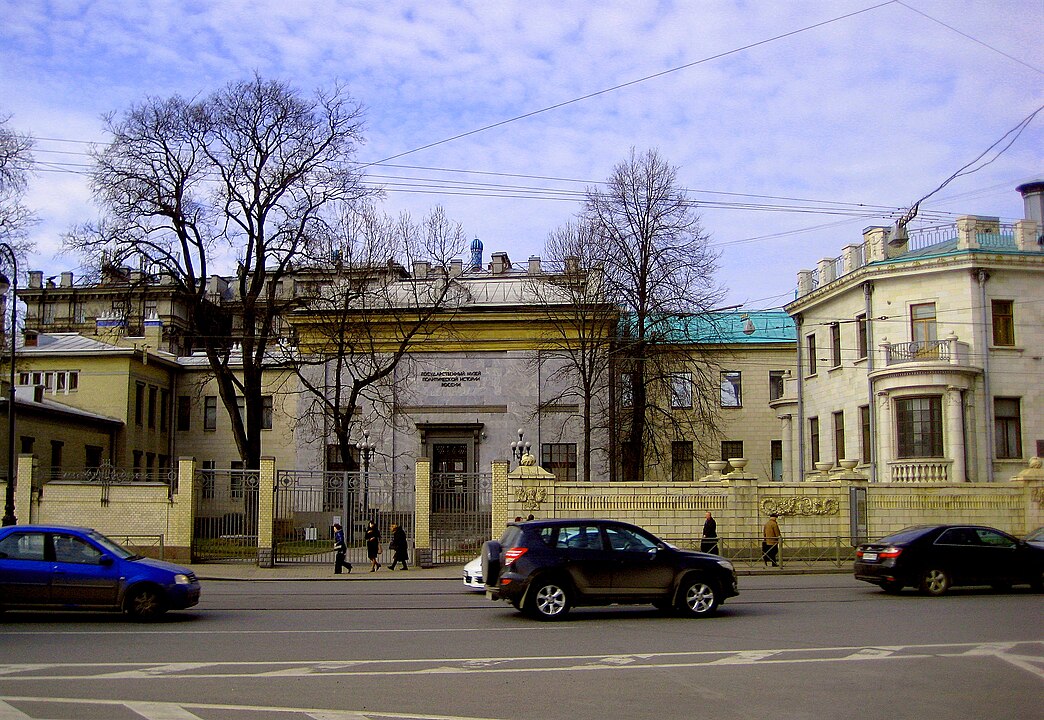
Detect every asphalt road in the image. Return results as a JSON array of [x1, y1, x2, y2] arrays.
[[1, 574, 1041, 720]]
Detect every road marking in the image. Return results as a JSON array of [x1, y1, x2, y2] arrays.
[[0, 626, 570, 636], [0, 700, 33, 720], [1, 641, 1040, 681], [0, 697, 500, 720], [124, 701, 207, 719]]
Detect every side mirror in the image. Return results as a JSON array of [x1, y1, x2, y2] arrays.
[[98, 555, 115, 566]]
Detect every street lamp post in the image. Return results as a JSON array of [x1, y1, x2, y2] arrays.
[[356, 430, 376, 522], [0, 243, 18, 526], [510, 428, 530, 466]]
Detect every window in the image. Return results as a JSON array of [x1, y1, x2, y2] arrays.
[[135, 382, 145, 426], [910, 302, 937, 355], [50, 440, 63, 473], [0, 531, 46, 561], [856, 314, 868, 359], [147, 386, 157, 429], [720, 371, 742, 407], [554, 524, 603, 551], [132, 450, 143, 475], [806, 334, 817, 375], [605, 525, 657, 553], [994, 398, 1022, 459], [895, 396, 943, 458], [671, 372, 693, 408], [830, 323, 842, 367], [833, 410, 845, 465], [204, 396, 217, 431], [20, 436, 34, 454], [160, 389, 170, 431], [619, 373, 633, 408], [145, 452, 155, 476], [809, 417, 820, 466], [721, 440, 743, 462], [201, 460, 216, 500], [541, 443, 577, 482], [771, 440, 783, 481], [860, 405, 871, 464], [144, 299, 158, 319], [85, 445, 103, 469], [230, 460, 244, 499], [991, 300, 1014, 346], [769, 371, 785, 401], [177, 396, 191, 431], [262, 395, 274, 430], [53, 534, 102, 565], [671, 441, 693, 482]]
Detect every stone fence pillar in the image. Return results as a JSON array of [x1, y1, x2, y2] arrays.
[[491, 459, 509, 537], [167, 456, 196, 563], [14, 453, 35, 524], [414, 458, 432, 567], [257, 457, 276, 567]]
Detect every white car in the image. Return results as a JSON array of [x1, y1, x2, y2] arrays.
[[463, 556, 484, 590]]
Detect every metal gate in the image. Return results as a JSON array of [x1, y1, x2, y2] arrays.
[[192, 468, 260, 563], [429, 472, 491, 565], [273, 470, 414, 566]]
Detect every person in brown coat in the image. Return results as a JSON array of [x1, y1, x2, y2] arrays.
[[762, 513, 781, 566]]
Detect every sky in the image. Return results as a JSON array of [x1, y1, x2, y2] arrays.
[[1, 0, 1041, 310]]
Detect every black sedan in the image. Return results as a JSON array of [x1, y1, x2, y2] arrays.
[[854, 524, 1044, 596]]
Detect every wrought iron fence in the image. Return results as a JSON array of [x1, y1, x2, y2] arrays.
[[192, 468, 260, 563], [672, 535, 858, 569], [429, 472, 492, 565]]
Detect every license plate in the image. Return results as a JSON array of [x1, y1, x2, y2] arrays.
[[862, 552, 878, 562]]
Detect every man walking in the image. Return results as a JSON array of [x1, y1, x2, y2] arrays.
[[762, 513, 781, 567], [701, 511, 719, 554], [333, 523, 352, 574]]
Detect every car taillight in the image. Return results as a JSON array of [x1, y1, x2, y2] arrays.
[[503, 547, 528, 564], [879, 547, 902, 559]]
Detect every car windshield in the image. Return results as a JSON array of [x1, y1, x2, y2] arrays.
[[873, 526, 934, 545], [86, 530, 137, 559], [1026, 527, 1044, 542]]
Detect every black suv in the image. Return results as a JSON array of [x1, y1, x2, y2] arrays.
[[482, 519, 738, 620]]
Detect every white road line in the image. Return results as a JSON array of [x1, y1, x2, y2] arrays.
[[0, 626, 567, 636], [0, 696, 501, 720], [0, 700, 32, 720], [124, 701, 207, 719]]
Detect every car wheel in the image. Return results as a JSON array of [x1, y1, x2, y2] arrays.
[[919, 568, 951, 596], [125, 585, 167, 620], [525, 579, 570, 620], [678, 575, 719, 617], [881, 581, 904, 594]]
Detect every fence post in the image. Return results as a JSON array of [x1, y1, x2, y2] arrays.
[[167, 456, 196, 564], [414, 458, 432, 567], [257, 457, 276, 568], [491, 459, 510, 538], [14, 453, 35, 524]]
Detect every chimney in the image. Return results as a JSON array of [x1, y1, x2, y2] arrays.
[[490, 252, 510, 275], [450, 259, 463, 277], [528, 256, 542, 275], [412, 261, 430, 279], [60, 271, 74, 287], [28, 271, 43, 289], [1016, 180, 1044, 225]]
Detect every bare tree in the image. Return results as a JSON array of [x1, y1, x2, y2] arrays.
[[531, 219, 618, 482], [583, 148, 724, 482], [288, 204, 469, 470], [72, 75, 372, 470], [0, 113, 36, 253]]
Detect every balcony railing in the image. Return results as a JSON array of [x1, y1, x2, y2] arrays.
[[880, 336, 971, 367], [888, 459, 951, 483]]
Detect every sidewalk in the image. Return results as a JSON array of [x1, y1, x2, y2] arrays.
[[188, 562, 849, 581]]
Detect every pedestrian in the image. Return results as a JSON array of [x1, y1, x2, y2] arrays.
[[514, 516, 523, 523], [388, 523, 409, 570], [526, 514, 535, 521], [763, 512, 781, 567], [701, 511, 719, 554], [365, 520, 382, 572], [332, 523, 352, 574]]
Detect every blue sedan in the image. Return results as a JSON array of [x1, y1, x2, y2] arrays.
[[0, 525, 201, 619]]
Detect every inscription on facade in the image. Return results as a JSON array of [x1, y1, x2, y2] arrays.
[[421, 370, 482, 388]]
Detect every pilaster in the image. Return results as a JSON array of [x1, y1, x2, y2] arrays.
[[414, 458, 432, 567], [257, 457, 276, 567]]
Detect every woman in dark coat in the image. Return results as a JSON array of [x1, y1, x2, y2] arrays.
[[388, 523, 409, 570], [365, 520, 382, 572]]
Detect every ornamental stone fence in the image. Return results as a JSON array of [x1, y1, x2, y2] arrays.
[[4, 453, 1042, 567]]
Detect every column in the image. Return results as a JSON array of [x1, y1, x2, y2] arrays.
[[945, 388, 966, 483], [876, 392, 892, 482], [779, 414, 793, 482]]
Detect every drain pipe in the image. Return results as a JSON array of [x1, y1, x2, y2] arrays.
[[795, 314, 805, 482], [977, 270, 994, 483], [864, 282, 877, 483]]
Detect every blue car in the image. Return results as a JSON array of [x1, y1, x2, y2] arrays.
[[0, 525, 201, 619]]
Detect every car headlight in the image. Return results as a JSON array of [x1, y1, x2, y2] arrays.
[[715, 559, 735, 573], [173, 574, 192, 585]]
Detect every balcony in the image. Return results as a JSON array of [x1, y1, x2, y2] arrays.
[[887, 459, 952, 483], [880, 336, 970, 368]]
